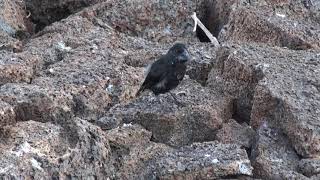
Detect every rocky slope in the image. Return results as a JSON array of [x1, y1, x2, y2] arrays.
[[0, 0, 319, 179]]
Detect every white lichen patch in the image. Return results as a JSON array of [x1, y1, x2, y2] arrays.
[[238, 161, 253, 175], [163, 26, 172, 35], [0, 165, 14, 174], [255, 63, 270, 73], [12, 141, 32, 157], [11, 141, 45, 157], [212, 158, 220, 164], [48, 68, 54, 74], [106, 84, 114, 94], [30, 158, 43, 171], [122, 122, 133, 127], [276, 13, 286, 18], [57, 41, 72, 52]]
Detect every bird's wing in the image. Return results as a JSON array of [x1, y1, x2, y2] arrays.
[[136, 59, 167, 96]]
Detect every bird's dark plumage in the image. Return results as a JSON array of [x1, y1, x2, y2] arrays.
[[136, 43, 190, 97]]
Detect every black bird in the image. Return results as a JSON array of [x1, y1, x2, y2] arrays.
[[136, 43, 190, 103]]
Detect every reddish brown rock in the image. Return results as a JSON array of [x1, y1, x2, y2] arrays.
[[21, 13, 217, 122], [220, 7, 319, 50], [103, 78, 233, 147], [107, 124, 253, 179], [207, 43, 320, 158], [0, 0, 31, 36], [89, 0, 200, 43], [106, 124, 170, 179], [155, 142, 252, 179], [298, 158, 320, 177], [25, 0, 103, 32], [0, 31, 23, 52], [216, 119, 255, 149], [0, 100, 15, 126], [251, 121, 307, 179], [0, 83, 72, 123], [200, 0, 320, 50], [0, 119, 115, 179], [0, 51, 40, 85], [0, 0, 318, 179]]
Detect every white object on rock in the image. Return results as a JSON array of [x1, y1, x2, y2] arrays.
[[191, 12, 220, 47]]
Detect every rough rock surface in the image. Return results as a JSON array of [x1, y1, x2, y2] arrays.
[[0, 31, 23, 52], [207, 42, 319, 178], [0, 0, 31, 36], [250, 121, 304, 179], [25, 0, 103, 32], [0, 51, 39, 85], [0, 83, 73, 123], [0, 0, 318, 179], [298, 158, 320, 178], [0, 100, 15, 126], [0, 119, 115, 179], [208, 43, 320, 158], [103, 78, 233, 147], [90, 0, 199, 43], [107, 124, 253, 179], [200, 0, 320, 50], [216, 119, 255, 149]]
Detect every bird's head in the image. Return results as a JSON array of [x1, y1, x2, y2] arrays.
[[167, 43, 190, 64]]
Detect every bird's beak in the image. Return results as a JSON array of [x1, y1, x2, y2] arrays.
[[178, 50, 190, 63]]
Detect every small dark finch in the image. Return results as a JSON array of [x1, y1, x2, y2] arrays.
[[136, 43, 190, 100]]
